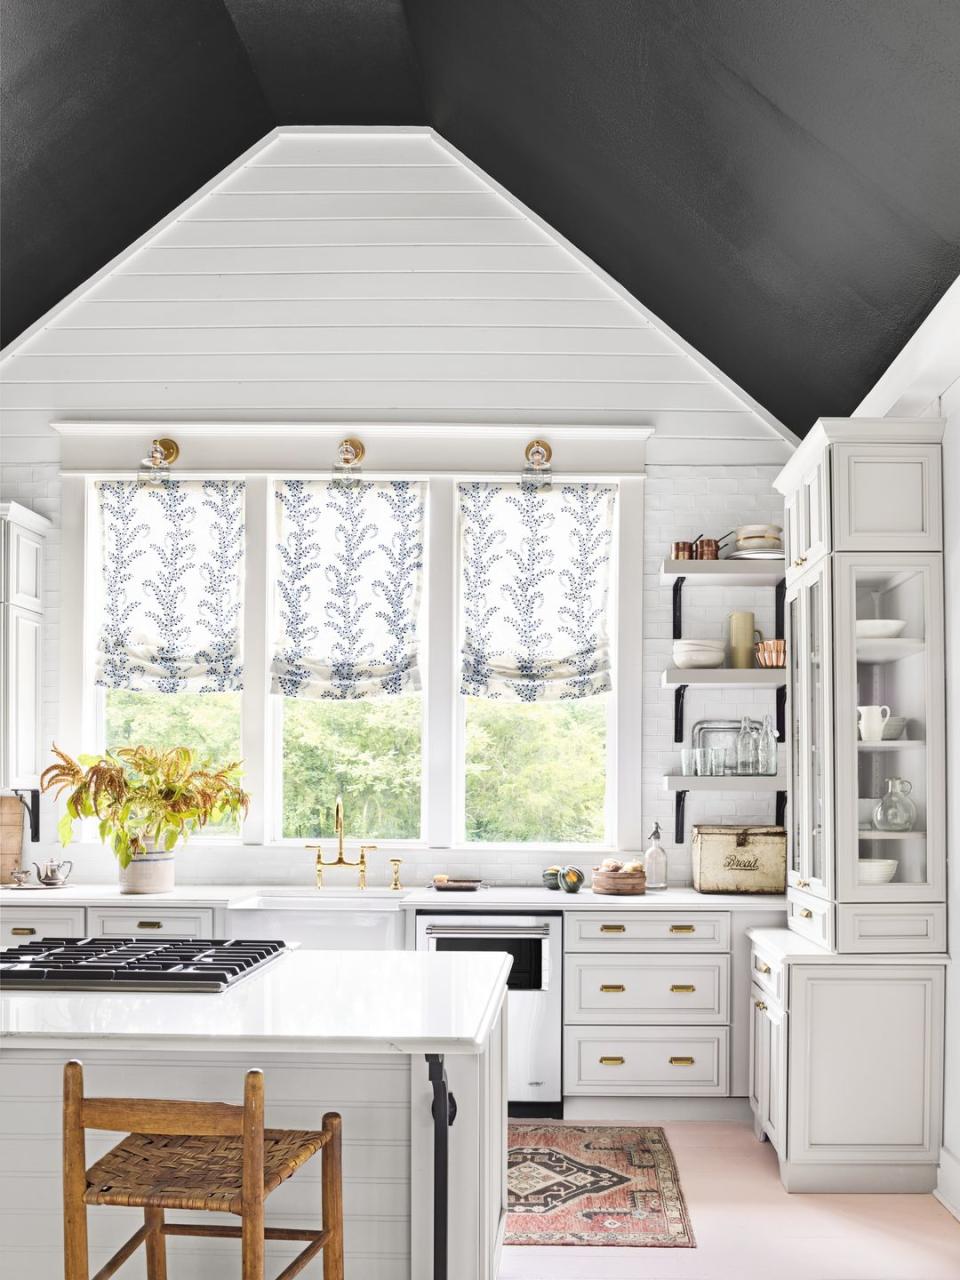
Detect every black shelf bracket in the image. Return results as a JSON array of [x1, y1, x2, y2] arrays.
[[13, 789, 40, 843], [775, 790, 788, 827], [673, 684, 688, 743], [776, 685, 787, 744], [674, 790, 688, 844], [672, 576, 685, 640], [426, 1053, 457, 1280], [775, 578, 786, 640]]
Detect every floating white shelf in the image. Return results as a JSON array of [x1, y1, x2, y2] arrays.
[[662, 667, 786, 689], [856, 638, 924, 663], [663, 773, 786, 792], [857, 830, 927, 841], [660, 558, 785, 587], [856, 740, 924, 752]]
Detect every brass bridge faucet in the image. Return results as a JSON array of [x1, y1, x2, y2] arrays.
[[307, 795, 377, 889]]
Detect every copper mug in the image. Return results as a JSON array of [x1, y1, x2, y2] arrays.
[[672, 541, 693, 560], [694, 538, 719, 560]]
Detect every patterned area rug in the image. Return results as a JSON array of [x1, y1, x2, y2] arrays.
[[505, 1123, 695, 1247]]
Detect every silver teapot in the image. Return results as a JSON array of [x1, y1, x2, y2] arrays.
[[33, 858, 73, 887]]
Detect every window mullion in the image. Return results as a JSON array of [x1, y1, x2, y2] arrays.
[[615, 476, 645, 851], [241, 476, 270, 844], [424, 477, 456, 847]]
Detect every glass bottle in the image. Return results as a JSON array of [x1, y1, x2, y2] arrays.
[[873, 778, 917, 832], [736, 716, 757, 775], [757, 714, 778, 776], [643, 822, 667, 890]]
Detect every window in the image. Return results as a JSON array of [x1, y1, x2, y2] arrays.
[[74, 448, 642, 853]]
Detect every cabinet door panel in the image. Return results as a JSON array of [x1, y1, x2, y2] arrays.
[[2, 605, 43, 787], [832, 444, 941, 553]]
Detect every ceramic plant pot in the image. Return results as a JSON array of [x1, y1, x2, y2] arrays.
[[119, 845, 175, 894]]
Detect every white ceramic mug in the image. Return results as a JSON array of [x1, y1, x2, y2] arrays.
[[858, 705, 891, 742]]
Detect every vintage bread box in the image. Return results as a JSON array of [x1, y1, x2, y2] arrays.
[[691, 824, 786, 894]]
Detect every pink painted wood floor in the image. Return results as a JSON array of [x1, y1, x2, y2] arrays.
[[499, 1121, 960, 1280]]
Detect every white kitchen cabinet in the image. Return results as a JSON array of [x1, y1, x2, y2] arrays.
[[87, 906, 216, 938], [564, 954, 729, 1024], [775, 420, 947, 951], [1, 905, 87, 946], [564, 1025, 729, 1097], [784, 452, 830, 581], [748, 932, 946, 1192], [0, 503, 51, 791]]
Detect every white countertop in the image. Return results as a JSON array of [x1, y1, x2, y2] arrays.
[[1, 883, 788, 911], [0, 949, 511, 1055]]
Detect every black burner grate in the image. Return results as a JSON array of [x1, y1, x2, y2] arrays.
[[0, 938, 288, 992]]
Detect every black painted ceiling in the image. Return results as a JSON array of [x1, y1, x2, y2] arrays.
[[3, 0, 959, 435]]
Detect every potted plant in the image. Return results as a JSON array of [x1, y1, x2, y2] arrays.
[[41, 744, 249, 894]]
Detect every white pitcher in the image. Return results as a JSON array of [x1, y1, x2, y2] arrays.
[[858, 705, 890, 742]]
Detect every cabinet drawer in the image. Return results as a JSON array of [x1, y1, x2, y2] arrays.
[[565, 911, 730, 952], [750, 947, 784, 1003], [836, 903, 946, 954], [1, 906, 87, 946], [87, 907, 215, 938], [565, 955, 729, 1024], [787, 888, 834, 950], [564, 1026, 729, 1096]]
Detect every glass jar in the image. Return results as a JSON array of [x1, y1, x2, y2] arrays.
[[873, 778, 917, 832]]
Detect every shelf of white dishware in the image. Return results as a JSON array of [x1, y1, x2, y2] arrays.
[[662, 667, 786, 688], [857, 740, 925, 751], [660, 558, 785, 587], [663, 773, 786, 792], [857, 829, 926, 841], [855, 638, 924, 663]]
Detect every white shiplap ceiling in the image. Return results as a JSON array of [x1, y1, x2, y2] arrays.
[[0, 128, 796, 464]]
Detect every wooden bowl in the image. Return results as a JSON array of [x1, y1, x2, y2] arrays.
[[592, 868, 647, 895]]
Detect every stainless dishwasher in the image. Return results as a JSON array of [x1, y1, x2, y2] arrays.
[[415, 912, 562, 1109]]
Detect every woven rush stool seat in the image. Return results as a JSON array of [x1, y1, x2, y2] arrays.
[[84, 1127, 330, 1213], [62, 1060, 344, 1280]]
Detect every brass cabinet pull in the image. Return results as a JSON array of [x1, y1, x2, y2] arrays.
[[798, 908, 814, 920], [11, 926, 36, 936], [669, 924, 695, 934], [756, 961, 772, 975], [669, 1056, 695, 1066], [755, 999, 768, 1011], [137, 921, 163, 929], [600, 984, 625, 993], [599, 1056, 625, 1066], [600, 924, 626, 934], [670, 983, 696, 993], [797, 879, 810, 888]]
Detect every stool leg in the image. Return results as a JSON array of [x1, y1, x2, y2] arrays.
[[63, 1061, 90, 1280], [322, 1112, 344, 1280], [144, 1207, 167, 1280], [242, 1070, 265, 1280]]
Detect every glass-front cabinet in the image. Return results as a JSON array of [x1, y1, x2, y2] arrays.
[[785, 557, 833, 900], [832, 553, 945, 902]]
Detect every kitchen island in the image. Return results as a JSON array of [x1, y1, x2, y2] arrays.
[[0, 948, 510, 1280]]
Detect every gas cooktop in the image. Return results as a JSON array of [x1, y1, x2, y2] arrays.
[[0, 938, 288, 992]]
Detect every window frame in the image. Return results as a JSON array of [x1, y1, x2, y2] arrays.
[[59, 430, 646, 855]]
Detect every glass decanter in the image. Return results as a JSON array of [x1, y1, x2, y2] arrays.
[[873, 777, 917, 832]]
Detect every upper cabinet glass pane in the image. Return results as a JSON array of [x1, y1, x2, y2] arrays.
[[852, 564, 929, 890]]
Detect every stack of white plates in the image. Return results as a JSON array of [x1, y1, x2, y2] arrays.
[[857, 858, 898, 884], [734, 523, 783, 552], [673, 639, 725, 669]]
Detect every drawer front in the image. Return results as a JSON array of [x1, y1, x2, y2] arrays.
[[564, 1026, 729, 1096], [837, 903, 946, 954], [87, 907, 215, 938], [750, 947, 784, 1003], [565, 955, 729, 1024], [1, 906, 87, 946], [787, 888, 834, 950], [565, 911, 730, 952]]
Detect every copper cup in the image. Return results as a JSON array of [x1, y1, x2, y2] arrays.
[[696, 538, 719, 560], [756, 639, 786, 668], [672, 541, 693, 560]]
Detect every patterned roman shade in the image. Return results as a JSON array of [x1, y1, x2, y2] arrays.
[[271, 478, 426, 699], [95, 479, 245, 693], [458, 481, 617, 701]]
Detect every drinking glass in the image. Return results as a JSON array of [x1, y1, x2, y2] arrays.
[[680, 749, 697, 776], [710, 747, 727, 776], [694, 748, 711, 776]]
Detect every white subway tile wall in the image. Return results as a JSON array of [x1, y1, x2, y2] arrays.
[[0, 458, 783, 886]]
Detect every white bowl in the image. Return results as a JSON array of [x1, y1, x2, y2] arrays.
[[855, 619, 907, 639], [672, 640, 725, 669], [736, 523, 782, 539], [882, 715, 908, 741], [857, 858, 898, 884]]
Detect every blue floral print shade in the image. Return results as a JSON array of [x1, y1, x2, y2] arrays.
[[95, 479, 245, 693], [272, 478, 425, 700], [458, 481, 617, 701]]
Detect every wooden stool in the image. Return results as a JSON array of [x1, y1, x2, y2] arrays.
[[62, 1060, 344, 1280]]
